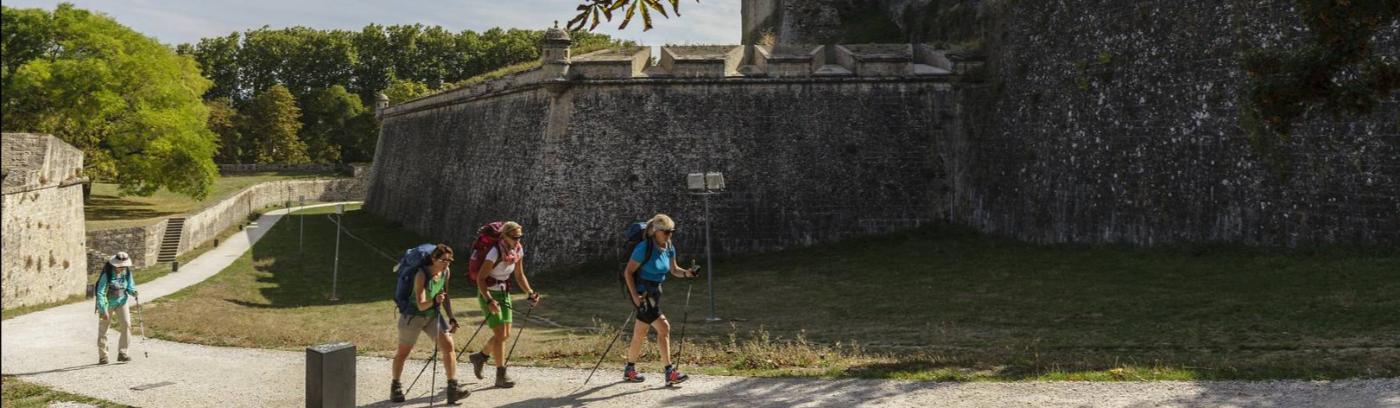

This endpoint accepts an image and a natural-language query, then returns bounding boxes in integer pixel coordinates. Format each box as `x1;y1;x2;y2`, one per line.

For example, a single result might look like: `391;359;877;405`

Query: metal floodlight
686;173;706;191
704;172;725;191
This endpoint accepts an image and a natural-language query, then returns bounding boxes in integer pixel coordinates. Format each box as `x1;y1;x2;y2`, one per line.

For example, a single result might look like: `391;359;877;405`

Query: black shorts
635;281;662;323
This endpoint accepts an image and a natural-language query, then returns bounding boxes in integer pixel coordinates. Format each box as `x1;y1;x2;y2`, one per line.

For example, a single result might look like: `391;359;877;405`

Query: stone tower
374;92;389;119
541;22;572;78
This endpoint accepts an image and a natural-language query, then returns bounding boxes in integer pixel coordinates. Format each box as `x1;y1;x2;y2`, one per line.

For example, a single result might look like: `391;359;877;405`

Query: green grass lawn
142;206;1400;381
1;376;132;408
86;172;339;230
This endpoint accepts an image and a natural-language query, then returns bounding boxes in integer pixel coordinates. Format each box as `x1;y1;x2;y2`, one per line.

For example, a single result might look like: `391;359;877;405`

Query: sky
2;0;741;47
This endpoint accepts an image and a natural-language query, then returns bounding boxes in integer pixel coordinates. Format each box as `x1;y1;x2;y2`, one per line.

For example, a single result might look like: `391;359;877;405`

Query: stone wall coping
381;43;964;118
838;44;914;62
571;47;649;63
1;133;85;195
381;75;954;119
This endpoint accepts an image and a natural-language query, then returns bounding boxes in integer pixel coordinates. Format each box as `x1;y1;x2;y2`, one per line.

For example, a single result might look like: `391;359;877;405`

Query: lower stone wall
84;220;166;274
2;184;87;308
85;177;366;274
179;178;365;255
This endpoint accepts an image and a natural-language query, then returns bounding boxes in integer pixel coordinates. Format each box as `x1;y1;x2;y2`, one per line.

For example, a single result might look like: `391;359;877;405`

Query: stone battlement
380;43;981;119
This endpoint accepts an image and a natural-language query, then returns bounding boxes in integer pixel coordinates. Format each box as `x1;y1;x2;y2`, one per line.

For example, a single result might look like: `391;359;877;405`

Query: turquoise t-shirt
630;240;675;283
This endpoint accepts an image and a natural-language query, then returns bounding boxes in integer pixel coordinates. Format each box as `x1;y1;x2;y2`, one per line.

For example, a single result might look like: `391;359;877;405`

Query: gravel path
4;204;1399;407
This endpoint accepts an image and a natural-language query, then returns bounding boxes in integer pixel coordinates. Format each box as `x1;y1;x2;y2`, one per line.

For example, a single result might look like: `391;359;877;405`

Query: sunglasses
435;257;455;264
505;234;523;240
657;228;675;234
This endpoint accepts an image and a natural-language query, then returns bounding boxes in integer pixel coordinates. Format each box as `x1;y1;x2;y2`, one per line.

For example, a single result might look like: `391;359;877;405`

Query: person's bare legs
626;320;649;362
490;323;512;367
437;333;457;379
653;315;672;366
391;343;413;380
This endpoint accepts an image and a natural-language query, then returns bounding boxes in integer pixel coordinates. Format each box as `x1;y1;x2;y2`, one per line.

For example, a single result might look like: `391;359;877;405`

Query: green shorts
477;290;513;328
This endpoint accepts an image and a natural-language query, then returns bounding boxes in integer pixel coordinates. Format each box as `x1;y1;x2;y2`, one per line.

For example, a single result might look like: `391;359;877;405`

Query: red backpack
467;222;522;288
468;222;504;286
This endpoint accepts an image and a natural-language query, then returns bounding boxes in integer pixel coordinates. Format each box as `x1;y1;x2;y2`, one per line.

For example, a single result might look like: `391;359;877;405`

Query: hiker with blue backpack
464;221;541;388
622;214;700;386
388;243;469;404
95;252;139;365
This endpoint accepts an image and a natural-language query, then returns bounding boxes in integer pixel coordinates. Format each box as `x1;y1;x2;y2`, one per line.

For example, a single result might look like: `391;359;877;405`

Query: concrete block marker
306;342;356;408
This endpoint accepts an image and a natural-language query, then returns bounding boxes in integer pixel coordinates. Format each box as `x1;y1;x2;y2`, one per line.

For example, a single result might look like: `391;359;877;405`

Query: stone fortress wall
2;133;87;309
367;27;982;270
368;1;1399;271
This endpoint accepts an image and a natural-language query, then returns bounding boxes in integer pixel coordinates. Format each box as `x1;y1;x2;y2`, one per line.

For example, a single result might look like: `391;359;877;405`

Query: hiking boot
389;379;405;403
117;353;131;363
623;364;645;383
495;367;515;388
446;379;469;404
98;355;108;365
664;365;689;386
468;352;489;380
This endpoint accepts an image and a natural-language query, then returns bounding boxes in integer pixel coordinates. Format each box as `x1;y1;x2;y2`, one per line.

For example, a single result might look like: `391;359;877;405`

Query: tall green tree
300;85;370;163
240;84;309;164
206;98;244;163
1;3;218;198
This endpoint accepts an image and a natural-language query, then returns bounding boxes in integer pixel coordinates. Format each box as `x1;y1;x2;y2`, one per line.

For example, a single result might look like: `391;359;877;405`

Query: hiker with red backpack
388;243;469;404
464;221;540;388
622;214;700;386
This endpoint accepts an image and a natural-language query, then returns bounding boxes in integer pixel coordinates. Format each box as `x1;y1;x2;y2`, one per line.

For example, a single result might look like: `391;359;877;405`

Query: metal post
704;192;719;322
299;196;305;254
330;206;342;302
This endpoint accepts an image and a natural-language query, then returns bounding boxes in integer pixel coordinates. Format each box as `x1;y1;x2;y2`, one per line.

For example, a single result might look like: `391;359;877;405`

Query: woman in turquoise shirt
95;252;138;364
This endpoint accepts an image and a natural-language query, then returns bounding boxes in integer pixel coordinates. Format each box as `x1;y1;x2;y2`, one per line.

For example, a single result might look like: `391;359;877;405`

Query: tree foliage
240;84;309;164
569;0;697;31
1;3;217;198
1242;0;1400;149
206;98;243;163
177;24;631;164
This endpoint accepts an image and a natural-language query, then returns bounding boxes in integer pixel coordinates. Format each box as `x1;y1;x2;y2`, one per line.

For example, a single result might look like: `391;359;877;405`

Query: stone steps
156;218;184;263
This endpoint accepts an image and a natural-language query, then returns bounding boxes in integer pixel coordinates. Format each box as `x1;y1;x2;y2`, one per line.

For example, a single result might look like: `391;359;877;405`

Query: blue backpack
393;243;438;315
619;221;654;282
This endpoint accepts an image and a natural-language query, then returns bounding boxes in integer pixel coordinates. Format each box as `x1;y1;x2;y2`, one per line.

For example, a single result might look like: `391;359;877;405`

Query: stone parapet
2;133;86;309
379;43;966;119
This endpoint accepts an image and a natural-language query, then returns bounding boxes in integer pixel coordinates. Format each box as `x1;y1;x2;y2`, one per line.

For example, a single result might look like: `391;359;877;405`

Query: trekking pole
578;310;636;390
452;293;524;362
502;300;537;367
134;293;149;359
674;279;694;371
453;318;489;363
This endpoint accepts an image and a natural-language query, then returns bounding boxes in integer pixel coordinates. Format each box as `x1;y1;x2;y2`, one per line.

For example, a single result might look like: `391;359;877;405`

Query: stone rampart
2;133;87;309
370;58;960;270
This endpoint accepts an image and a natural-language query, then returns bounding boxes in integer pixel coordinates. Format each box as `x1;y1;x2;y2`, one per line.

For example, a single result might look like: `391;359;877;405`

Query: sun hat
108;251;133;268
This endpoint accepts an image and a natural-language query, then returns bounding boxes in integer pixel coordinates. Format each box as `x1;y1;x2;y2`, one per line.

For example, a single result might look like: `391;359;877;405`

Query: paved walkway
4;204;1399;407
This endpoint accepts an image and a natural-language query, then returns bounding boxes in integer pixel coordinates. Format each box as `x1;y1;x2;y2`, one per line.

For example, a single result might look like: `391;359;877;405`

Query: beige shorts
397;314;441;346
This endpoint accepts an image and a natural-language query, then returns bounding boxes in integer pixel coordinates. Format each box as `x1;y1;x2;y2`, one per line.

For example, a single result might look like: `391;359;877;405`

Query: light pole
299;195;306;254
330;203;343;301
686;172;725;322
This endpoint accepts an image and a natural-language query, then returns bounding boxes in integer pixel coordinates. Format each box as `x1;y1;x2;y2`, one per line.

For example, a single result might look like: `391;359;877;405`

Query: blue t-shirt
630;240;676;283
